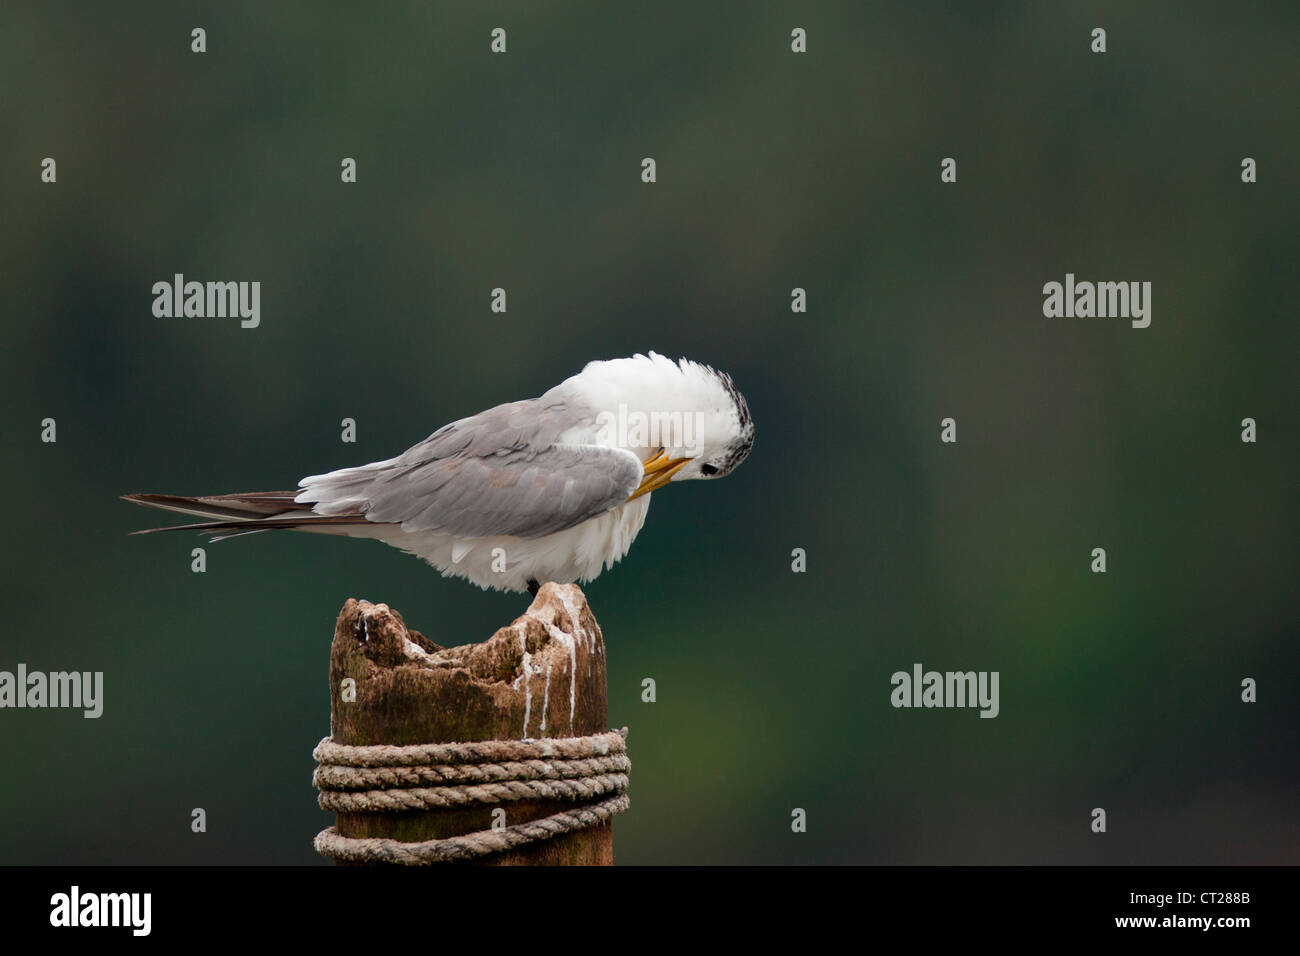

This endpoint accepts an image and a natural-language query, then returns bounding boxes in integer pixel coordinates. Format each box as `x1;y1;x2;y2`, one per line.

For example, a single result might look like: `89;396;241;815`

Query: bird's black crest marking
712;368;755;473
716;370;752;433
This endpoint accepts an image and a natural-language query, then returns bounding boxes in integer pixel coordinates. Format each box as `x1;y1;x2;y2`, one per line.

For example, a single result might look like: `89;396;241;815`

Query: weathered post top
314;582;624;865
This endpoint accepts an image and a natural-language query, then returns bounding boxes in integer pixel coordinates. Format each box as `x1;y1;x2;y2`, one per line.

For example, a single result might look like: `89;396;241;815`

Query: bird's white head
570;352;754;490
665;359;754;482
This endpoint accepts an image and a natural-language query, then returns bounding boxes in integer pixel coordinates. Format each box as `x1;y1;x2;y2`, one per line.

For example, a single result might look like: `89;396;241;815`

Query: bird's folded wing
298;442;644;539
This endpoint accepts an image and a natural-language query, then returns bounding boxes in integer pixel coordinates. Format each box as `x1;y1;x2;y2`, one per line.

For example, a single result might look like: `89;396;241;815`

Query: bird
124;352;754;595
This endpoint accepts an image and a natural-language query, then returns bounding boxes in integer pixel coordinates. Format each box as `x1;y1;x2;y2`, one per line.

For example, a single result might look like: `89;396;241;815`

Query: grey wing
295;398;644;539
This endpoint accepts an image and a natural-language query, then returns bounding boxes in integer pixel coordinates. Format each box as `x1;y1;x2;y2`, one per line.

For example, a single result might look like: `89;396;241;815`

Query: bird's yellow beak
629;448;690;500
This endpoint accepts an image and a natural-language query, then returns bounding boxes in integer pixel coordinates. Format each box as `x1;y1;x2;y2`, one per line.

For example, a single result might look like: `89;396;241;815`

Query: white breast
320;494;653;593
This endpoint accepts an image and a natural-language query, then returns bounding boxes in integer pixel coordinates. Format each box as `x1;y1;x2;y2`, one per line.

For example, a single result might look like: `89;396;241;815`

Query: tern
124;352;754;595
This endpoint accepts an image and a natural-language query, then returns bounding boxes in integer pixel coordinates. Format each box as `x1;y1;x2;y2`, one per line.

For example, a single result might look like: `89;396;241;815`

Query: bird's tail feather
121;492;367;537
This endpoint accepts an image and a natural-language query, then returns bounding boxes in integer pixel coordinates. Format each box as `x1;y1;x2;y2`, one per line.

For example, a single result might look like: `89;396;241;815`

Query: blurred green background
0;2;1295;865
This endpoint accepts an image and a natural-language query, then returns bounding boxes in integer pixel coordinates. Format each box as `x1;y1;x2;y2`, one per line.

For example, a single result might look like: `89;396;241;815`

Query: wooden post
323;582;614;865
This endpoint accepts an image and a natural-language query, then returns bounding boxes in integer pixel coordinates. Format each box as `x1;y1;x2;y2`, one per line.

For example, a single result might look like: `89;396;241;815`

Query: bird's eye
701;464;718;476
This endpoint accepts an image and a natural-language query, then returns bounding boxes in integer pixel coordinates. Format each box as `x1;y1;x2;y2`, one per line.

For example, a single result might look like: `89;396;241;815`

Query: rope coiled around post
312;729;629;864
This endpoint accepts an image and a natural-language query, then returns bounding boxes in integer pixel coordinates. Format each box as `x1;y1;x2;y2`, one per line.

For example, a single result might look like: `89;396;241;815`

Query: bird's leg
527;578;540;598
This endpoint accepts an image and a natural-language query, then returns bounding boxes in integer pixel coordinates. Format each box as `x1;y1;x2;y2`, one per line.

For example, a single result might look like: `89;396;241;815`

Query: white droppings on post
541;662;552;734
518;626;533;740
556;587;589;651
520;651;533;739
543;622;577;730
402;639;439;664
